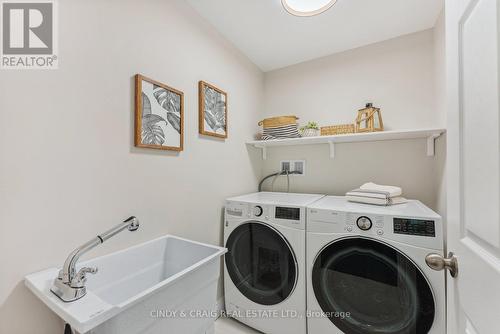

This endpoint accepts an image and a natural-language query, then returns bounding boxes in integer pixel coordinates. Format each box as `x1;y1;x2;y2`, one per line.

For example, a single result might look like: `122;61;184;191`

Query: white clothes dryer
306;196;445;334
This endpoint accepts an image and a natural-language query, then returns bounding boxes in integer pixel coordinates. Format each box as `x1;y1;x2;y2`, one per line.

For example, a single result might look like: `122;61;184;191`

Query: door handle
425;252;458;278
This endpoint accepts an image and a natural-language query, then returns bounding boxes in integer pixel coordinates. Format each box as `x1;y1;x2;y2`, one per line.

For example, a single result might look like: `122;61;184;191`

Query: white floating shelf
247;128;446;160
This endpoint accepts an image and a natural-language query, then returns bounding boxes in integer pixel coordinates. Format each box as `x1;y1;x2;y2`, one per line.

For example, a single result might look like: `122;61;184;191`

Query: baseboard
215;296;225;319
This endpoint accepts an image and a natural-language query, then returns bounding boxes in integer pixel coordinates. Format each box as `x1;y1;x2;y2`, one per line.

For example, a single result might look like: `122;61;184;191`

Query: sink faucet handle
84;266;98;274
79;266;98;277
71;267;98;288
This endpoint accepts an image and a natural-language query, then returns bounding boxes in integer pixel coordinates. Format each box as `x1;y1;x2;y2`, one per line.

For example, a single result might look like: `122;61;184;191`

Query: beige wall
260;29;447;211
0;1;263;333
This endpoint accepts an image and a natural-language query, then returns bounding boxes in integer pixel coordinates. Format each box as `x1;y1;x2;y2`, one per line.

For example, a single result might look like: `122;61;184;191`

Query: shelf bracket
255;145;267;160
328;141;335;159
426;133;441;157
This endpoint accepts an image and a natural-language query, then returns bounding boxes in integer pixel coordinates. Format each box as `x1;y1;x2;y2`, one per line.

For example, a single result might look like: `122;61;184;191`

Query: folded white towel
346;190;391;200
359;182;402;198
346;195;408;206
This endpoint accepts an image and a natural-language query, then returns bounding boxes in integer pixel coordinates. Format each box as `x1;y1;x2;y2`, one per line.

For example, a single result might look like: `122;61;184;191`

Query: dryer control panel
393;218;436;237
344;212;386;236
307;208;442;250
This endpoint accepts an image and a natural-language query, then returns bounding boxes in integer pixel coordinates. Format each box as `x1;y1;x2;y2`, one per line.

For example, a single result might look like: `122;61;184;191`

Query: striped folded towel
345;195;407;206
261;124;301;140
346;182;407;206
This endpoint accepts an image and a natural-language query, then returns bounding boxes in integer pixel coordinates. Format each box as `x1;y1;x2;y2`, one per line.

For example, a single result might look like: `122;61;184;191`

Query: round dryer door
225;222;297;305
312;237;435;334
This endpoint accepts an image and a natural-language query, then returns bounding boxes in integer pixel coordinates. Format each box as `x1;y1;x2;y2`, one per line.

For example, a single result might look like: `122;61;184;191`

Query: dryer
224;192;324;334
306;196;445;334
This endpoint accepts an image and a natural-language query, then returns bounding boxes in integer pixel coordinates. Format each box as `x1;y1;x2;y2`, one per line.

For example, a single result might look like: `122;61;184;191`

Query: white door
445;0;500;333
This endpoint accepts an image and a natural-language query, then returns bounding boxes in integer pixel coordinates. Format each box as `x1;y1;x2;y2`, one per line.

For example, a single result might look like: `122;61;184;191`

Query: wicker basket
321;124;355;136
258;116;299;128
300;128;320;137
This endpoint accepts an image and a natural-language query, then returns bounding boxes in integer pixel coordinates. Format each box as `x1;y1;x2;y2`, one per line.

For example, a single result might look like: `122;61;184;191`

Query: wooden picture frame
199;81;228;139
135;74;184;151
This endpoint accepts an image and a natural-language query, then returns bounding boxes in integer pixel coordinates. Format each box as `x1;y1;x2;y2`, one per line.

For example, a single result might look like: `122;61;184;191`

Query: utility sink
25;235;227;334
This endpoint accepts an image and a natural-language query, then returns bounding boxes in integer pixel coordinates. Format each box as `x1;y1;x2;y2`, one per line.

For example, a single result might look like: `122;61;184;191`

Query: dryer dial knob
357;216;373;230
253;205;263;217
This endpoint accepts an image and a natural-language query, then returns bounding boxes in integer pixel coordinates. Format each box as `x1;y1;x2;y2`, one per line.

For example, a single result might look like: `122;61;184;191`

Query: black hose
64;324;73;334
258;172;280;192
258;170;301;192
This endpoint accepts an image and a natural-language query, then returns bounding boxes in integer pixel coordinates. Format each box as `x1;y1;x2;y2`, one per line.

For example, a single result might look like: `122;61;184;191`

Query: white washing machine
224;192;324;334
306;196;445;334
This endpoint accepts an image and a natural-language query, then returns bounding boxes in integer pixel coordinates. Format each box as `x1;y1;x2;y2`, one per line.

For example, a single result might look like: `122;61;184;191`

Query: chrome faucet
51;216;140;302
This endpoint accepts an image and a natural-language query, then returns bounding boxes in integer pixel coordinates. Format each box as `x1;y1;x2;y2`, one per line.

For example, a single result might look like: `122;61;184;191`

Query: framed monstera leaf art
199;81;227;139
135;74;184;151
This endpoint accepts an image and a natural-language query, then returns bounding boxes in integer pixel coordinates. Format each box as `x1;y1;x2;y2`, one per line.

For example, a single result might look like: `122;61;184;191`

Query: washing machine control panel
253;205;263;217
226;201;307;229
356;216;372;230
275;206;301;221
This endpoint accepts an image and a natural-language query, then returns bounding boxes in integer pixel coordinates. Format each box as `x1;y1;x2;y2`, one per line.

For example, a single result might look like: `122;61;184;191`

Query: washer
307;196;445;334
224;192;324;334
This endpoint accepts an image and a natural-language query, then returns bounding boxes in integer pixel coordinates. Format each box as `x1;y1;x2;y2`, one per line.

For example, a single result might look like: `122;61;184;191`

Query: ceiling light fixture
281;0;337;17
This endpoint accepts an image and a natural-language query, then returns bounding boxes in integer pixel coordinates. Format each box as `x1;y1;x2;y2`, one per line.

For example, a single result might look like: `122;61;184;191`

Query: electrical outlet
280;160;306;176
281;160;291;172
294;160;305;175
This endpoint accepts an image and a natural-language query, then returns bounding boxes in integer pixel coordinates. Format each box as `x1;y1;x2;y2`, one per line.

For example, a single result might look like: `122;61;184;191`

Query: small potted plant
300;121;320;137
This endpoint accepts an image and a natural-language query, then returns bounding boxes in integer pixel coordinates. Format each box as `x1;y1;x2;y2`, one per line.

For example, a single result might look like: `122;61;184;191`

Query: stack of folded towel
346;182;407;206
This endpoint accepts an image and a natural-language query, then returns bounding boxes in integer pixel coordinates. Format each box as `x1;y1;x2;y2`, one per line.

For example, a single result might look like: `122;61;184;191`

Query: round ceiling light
281;0;337;17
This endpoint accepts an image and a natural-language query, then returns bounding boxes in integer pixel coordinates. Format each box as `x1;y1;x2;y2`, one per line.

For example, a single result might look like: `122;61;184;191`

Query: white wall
0;3;449;333
263;29;442;130
260;29;447;211
433;9;447;222
0;1;263;333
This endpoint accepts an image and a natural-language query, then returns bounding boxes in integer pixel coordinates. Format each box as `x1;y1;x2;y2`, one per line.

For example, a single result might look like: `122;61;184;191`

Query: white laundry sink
25;235;227;334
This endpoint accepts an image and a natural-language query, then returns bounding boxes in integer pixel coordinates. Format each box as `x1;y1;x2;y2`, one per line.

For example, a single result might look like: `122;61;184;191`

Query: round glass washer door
225;221;298;306
312;237;435;334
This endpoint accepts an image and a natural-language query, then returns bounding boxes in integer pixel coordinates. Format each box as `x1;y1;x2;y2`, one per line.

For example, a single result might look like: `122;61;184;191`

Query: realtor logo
1;0;58;69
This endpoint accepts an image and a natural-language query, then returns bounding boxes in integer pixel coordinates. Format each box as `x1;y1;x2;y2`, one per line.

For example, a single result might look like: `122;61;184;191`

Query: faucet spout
51;216;140;302
98;216;140;242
